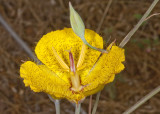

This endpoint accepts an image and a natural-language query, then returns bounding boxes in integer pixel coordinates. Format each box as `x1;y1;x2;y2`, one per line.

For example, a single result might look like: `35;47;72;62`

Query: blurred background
0;0;160;114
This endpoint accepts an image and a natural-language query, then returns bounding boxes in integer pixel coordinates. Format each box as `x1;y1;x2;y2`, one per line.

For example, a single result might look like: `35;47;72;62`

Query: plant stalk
92;91;101;114
55;100;60;114
75;103;81;114
0;14;37;61
88;95;93;114
123;86;160;114
119;0;159;48
48;95;60;114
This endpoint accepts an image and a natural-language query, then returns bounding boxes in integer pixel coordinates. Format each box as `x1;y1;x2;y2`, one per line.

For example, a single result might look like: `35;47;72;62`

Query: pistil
69;50;82;92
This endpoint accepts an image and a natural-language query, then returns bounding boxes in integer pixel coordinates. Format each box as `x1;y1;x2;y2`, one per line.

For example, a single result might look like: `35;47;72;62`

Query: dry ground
0;0;160;114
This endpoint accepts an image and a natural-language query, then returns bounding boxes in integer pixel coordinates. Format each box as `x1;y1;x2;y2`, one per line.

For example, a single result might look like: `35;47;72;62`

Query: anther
77;43;86;69
52;47;69;70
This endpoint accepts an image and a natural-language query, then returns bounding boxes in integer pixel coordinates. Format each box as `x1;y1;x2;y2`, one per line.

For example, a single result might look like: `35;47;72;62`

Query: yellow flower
20;28;125;103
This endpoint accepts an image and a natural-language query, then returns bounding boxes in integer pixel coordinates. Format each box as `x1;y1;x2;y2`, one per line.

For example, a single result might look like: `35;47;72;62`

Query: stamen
107;39;116;50
77;43;86;69
52;47;69;70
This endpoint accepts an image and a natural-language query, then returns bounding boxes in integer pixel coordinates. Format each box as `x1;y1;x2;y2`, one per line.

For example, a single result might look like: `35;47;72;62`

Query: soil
0;0;160;114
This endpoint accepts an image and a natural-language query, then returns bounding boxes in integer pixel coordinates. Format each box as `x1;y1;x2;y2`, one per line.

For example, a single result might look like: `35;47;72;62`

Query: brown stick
119;0;159;48
88;95;93;114
96;0;113;33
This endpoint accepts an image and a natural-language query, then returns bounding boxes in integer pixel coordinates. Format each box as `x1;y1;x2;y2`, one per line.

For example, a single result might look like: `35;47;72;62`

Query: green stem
85;41;107;53
119;0;159;48
123;86;160;114
92;91;101;114
48;95;60;114
75;103;81;114
55;100;60;114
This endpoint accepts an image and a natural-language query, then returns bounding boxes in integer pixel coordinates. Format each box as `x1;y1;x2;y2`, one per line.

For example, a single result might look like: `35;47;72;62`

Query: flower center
52;46;85;92
68;50;82;92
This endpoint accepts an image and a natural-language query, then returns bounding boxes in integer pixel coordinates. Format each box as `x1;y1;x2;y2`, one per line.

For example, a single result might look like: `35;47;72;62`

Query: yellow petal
20;61;85;103
81;46;125;91
83;85;104;97
35;28;103;81
20;61;70;93
79;29;103;69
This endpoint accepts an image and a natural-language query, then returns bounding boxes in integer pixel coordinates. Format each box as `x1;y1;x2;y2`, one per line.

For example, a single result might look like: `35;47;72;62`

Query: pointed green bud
69;2;85;39
69;2;107;53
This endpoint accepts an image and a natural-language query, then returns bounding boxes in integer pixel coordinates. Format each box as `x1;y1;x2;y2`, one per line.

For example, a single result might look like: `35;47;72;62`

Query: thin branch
0;13;61;114
75;103;81;114
92;92;101;114
0;11;87;114
144;13;160;21
71;103;87;114
48;95;60;114
88;95;92;114
54;100;60;114
58;0;66;9
0;14;37;61
123;86;160;114
119;0;159;48
96;0;113;33
24;0;43;24
91;0;113;113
